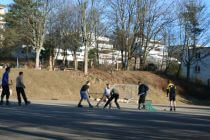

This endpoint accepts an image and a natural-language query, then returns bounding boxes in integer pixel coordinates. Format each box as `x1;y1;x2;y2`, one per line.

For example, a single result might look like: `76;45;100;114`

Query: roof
0;4;6;8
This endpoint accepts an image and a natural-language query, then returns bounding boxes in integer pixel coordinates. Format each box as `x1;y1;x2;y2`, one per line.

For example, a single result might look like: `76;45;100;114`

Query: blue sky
0;0;13;5
1;0;210;11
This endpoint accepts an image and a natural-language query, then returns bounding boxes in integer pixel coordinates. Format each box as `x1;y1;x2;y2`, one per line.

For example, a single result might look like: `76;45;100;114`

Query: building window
194;65;200;73
195;52;201;59
155;48;161;52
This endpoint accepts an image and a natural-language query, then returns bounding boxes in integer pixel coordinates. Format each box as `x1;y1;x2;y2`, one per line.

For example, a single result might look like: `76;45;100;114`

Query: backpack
169;85;175;95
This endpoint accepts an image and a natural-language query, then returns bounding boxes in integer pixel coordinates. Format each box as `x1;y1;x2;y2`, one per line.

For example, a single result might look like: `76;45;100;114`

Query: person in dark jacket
16;72;30;106
167;80;176;111
78;81;93;108
0;67;12;105
104;87;120;109
138;81;149;110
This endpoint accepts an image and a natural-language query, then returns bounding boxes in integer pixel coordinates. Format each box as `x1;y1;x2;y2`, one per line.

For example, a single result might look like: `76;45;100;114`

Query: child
167;81;176;111
78;81;93;108
96;83;111;108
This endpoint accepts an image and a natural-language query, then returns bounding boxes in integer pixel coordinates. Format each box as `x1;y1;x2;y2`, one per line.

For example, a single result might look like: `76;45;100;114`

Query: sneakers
0;101;10;105
25;101;31;106
78;104;83;108
170;107;176;112
6;101;10;105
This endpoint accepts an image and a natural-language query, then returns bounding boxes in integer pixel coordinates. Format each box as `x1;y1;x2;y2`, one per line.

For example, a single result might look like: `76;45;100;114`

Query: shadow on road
0;102;210;140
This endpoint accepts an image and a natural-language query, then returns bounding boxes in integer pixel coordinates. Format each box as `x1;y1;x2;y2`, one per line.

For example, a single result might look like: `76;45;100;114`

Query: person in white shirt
96;83;112;108
16;72;30;106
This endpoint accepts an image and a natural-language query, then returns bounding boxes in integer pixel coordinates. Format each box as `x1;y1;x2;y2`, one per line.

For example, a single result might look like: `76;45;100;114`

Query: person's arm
4;73;9;85
138;86;140;95
138;85;142;95
145;85;149;91
166;85;169;97
20;77;25;88
110;89;114;96
87;86;91;98
104;88;106;95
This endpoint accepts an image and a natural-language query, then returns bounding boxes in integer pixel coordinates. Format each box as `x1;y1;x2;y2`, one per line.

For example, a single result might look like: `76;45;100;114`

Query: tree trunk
121;50;124;69
35;48;41;69
81;1;88;75
141;52;147;70
49;49;53;71
186;63;191;81
176;61;182;78
49;54;53;71
164;63;170;75
84;41;88;75
96;42;100;67
73;51;78;70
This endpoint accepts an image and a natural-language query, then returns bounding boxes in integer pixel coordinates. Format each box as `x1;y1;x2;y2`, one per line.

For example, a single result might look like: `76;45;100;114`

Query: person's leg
86;96;93;108
0;87;6;104
5;86;10;105
170;100;173;111
16;87;22;106
142;95;146;109
78;91;85;107
138;95;141;110
96;95;105;107
106;95;112;109
78;98;83;107
104;95;114;109
20;88;29;105
173;98;176;111
114;94;120;109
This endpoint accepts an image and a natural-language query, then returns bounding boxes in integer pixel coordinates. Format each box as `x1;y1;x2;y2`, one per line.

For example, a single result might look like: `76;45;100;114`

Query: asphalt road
0;101;210;140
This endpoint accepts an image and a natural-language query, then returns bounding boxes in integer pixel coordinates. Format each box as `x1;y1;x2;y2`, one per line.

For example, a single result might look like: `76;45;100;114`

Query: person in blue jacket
0;67;12;105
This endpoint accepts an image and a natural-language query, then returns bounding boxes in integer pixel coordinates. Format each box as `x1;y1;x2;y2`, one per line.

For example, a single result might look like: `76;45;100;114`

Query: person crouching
104;87;120;109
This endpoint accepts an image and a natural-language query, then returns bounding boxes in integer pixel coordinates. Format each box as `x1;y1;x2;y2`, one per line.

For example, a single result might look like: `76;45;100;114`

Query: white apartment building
0;4;6;29
181;47;210;86
55;36;121;65
134;39;169;70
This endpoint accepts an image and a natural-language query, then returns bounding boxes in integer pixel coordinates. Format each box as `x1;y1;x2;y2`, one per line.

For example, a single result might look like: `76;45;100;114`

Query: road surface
0;100;210;140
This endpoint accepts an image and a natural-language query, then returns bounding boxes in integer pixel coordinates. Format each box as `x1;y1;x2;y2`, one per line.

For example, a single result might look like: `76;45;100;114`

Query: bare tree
108;0;174;70
77;0;106;74
108;0;137;70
